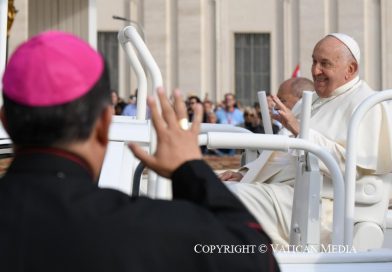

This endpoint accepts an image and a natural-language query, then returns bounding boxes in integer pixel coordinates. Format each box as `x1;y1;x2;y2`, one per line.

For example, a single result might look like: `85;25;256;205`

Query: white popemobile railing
298;91;313;140
258;91;274;134
344;89;392;246
199;132;345;245
118;28;148;121
291;91;323;248
117;26;165;198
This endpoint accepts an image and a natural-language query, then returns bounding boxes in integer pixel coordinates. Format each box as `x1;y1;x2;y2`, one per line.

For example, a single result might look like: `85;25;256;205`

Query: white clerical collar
331;76;360;97
311;76;361;113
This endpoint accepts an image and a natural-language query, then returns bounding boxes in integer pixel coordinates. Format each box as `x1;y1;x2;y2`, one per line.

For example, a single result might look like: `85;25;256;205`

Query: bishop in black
0;31;279;272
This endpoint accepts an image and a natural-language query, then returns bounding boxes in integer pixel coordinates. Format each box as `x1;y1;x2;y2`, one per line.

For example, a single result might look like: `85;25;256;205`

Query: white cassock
226;76;392;246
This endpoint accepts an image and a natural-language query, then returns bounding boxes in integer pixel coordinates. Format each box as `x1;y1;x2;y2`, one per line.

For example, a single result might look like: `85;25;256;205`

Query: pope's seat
352;174;392;250
320;173;392;250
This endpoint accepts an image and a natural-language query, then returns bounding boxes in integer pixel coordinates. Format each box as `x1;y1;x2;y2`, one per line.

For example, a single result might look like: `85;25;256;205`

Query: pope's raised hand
270;95;300;136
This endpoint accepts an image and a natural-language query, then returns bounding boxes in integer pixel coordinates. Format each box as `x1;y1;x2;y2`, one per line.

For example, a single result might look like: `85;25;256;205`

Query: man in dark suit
0;31;279;271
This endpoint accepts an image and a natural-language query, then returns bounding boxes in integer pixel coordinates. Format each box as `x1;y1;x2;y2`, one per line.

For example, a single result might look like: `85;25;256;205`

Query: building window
235;33;270;107
98;31;119;92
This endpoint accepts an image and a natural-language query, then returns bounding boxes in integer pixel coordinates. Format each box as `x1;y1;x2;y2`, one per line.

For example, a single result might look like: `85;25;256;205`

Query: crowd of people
112;77;313;157
113;89;274;130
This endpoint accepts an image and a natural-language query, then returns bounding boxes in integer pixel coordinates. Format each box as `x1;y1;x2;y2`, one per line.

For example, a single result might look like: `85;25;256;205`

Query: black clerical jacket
0;148;279;272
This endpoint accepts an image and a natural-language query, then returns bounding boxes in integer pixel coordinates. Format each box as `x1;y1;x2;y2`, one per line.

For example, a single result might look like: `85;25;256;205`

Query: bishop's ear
0;107;9;135
95;105;113;146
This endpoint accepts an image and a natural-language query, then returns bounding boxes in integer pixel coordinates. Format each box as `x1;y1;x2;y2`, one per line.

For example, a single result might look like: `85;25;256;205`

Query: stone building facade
5;0;392;106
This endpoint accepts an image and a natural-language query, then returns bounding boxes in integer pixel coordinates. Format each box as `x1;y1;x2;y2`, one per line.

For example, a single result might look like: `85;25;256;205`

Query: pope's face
311;37;351;98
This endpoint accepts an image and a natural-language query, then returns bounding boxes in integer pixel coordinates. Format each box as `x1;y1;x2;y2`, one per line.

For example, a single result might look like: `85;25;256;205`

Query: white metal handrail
344;89;392;246
290;90;322;248
119;26;163;95
299;91;313;140
258;91;273;134
118;31;148;121
200;123;252;134
118;25;164;198
206;132;345;245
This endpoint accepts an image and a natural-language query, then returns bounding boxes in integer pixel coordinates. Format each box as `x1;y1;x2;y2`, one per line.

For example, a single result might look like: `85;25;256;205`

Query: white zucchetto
328;33;360;64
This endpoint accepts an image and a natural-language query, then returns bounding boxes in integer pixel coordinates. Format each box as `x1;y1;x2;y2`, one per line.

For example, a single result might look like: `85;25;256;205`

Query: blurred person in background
187;95;206;122
203;100;217;124
215;93;244;156
215;93;244;126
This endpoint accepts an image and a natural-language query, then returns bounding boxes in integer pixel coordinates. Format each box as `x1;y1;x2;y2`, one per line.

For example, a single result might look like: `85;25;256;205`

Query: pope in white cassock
222;33;392;247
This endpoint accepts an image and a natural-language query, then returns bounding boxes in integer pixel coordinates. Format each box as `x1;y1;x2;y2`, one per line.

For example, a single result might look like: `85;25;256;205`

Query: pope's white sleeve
308;129;347;176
